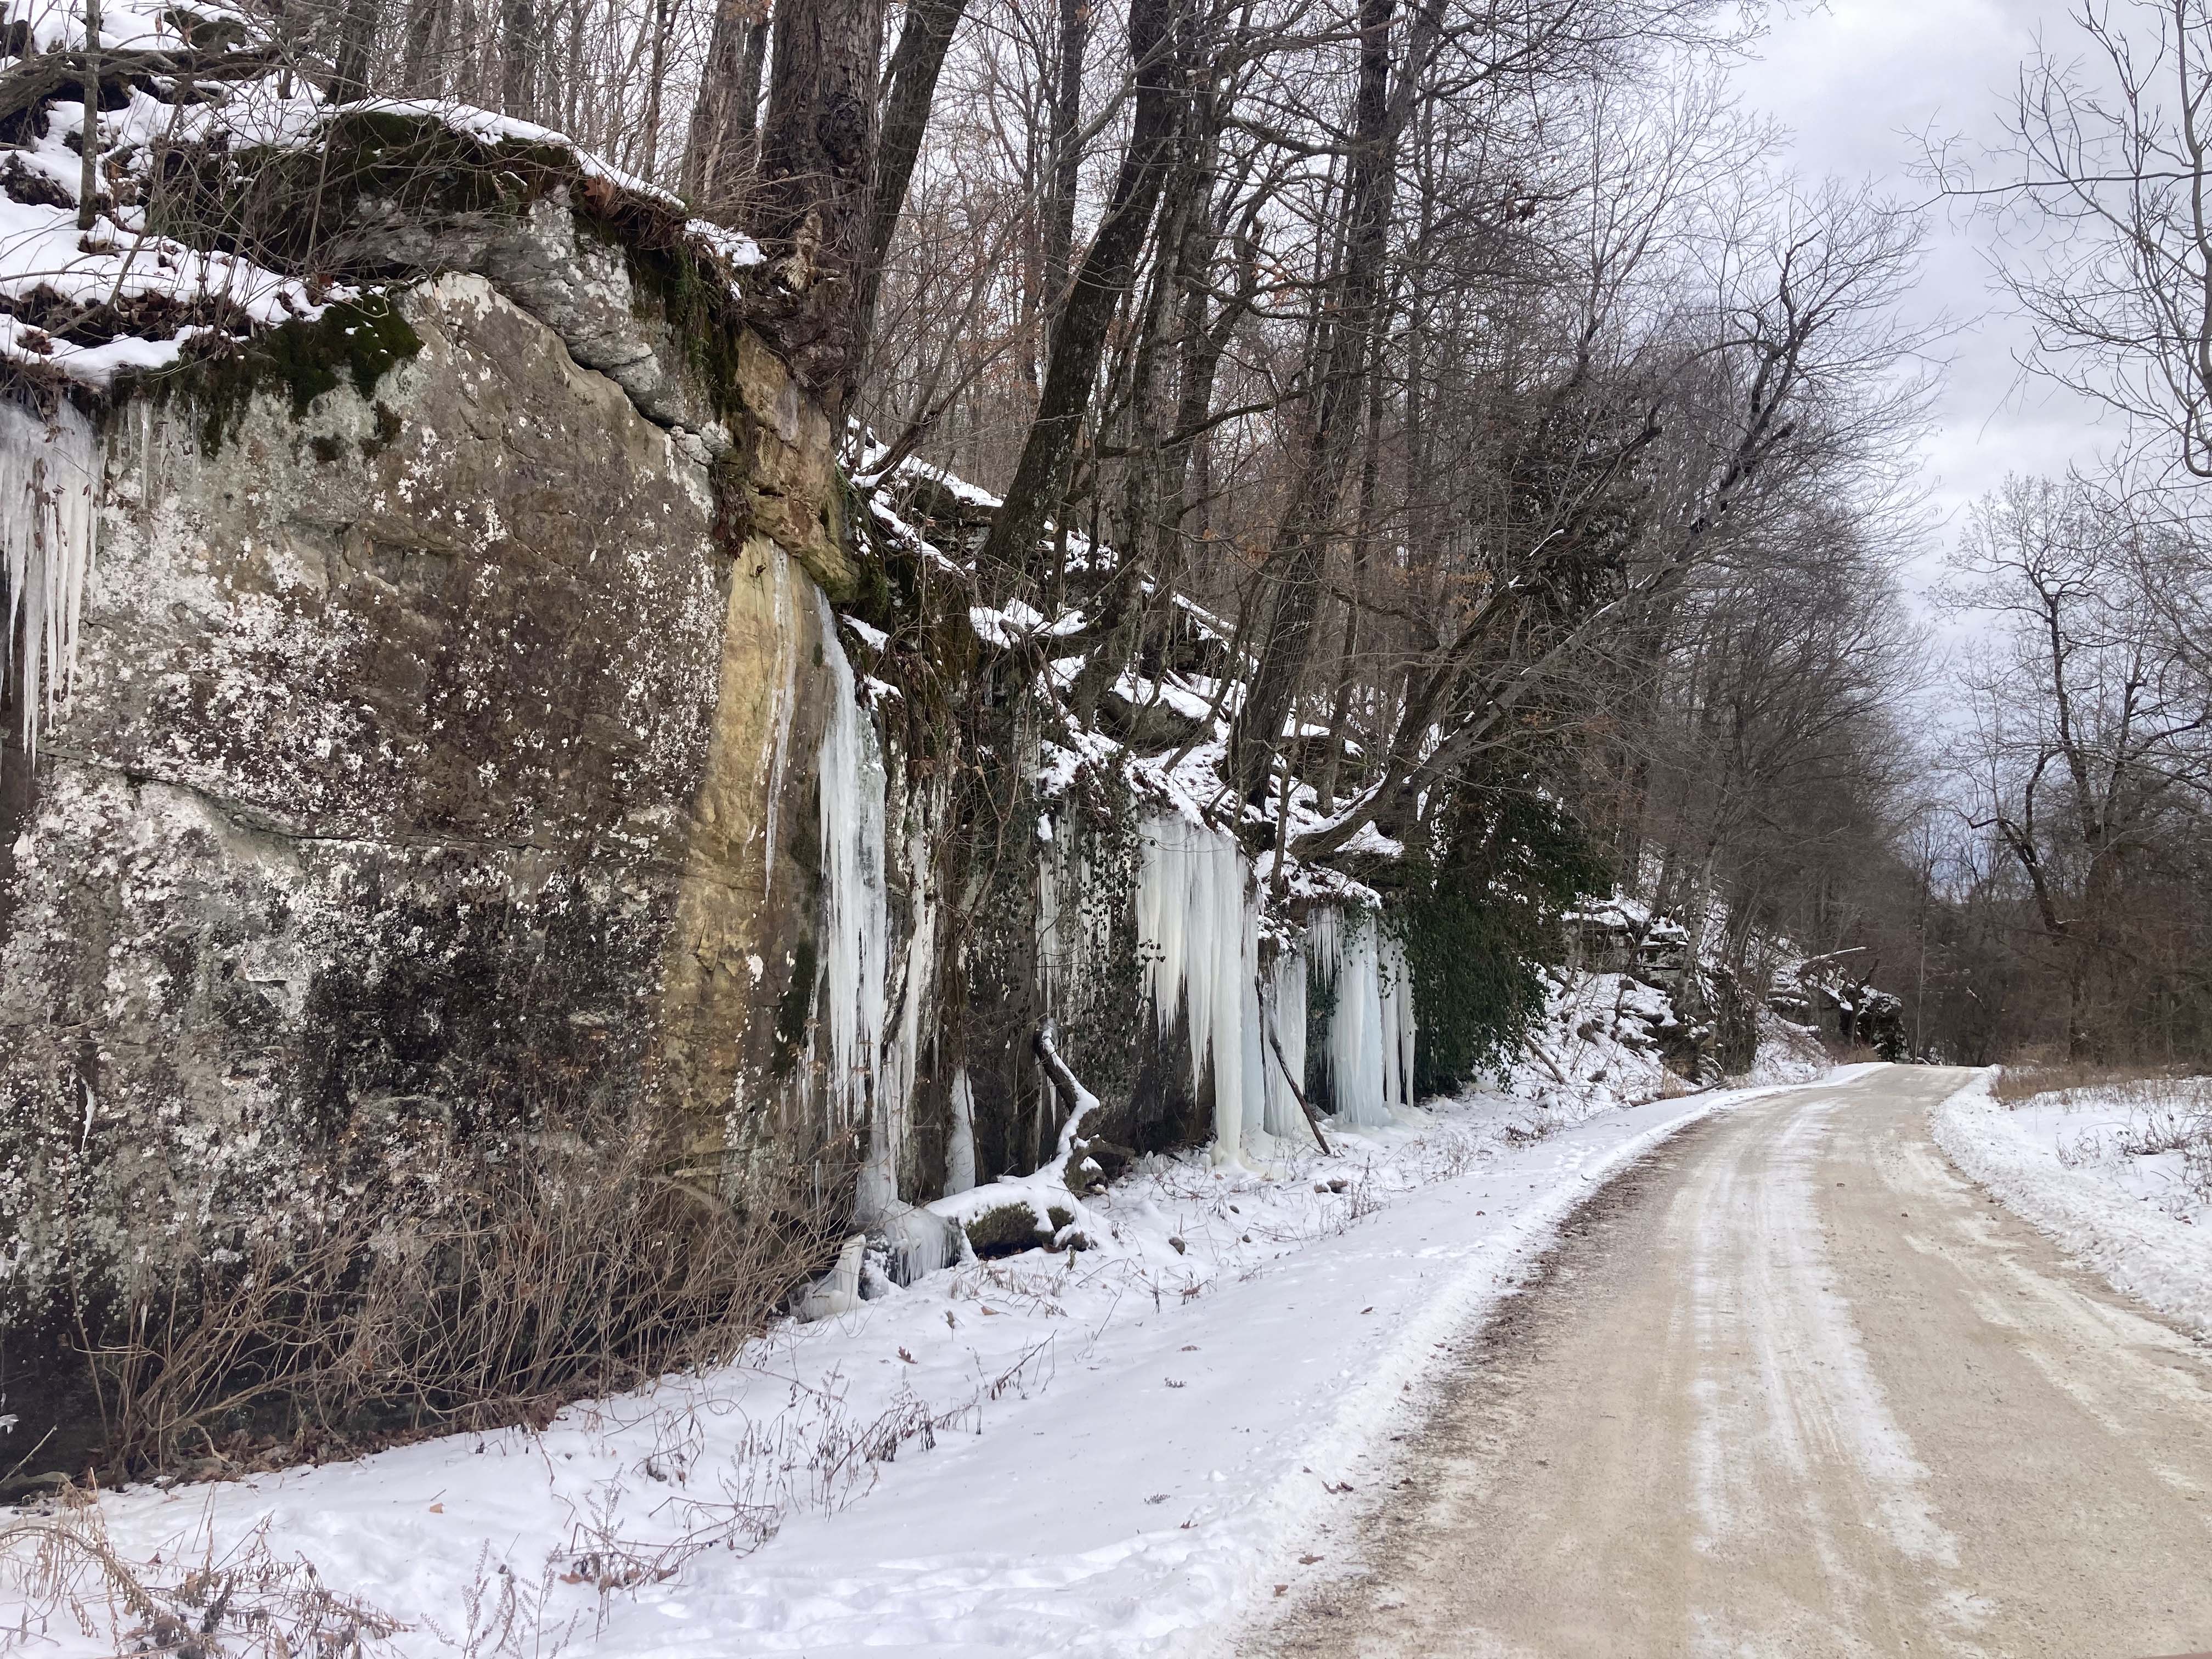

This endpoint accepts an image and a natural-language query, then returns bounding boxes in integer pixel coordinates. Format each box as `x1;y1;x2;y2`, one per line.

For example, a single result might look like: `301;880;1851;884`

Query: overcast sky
1726;0;2111;603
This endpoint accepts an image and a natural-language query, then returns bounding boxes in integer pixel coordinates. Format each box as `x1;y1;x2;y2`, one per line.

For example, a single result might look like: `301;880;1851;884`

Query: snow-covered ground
1932;1071;2212;1339
1506;968;1826;1115
5;1070;1821;1659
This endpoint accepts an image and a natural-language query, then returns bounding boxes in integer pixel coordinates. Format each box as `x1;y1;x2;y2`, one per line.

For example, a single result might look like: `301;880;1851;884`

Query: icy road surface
1251;1066;2212;1658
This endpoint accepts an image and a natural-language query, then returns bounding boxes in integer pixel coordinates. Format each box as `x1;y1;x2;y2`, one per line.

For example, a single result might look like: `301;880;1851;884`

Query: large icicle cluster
1125;816;1419;1156
1;400;100;749
1036;817;1116;1020
875;812;938;1208
1135;814;1266;1155
814;594;897;1218
1260;941;1309;1141
1307;906;1417;1126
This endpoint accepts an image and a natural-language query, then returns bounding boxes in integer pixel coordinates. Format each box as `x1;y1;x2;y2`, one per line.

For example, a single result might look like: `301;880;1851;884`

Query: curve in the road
1251;1066;2212;1659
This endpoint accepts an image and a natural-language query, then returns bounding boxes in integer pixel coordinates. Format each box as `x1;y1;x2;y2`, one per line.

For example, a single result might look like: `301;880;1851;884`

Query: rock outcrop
0;114;908;1476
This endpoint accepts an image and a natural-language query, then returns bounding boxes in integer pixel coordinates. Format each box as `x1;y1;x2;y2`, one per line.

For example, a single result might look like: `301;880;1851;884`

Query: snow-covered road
1252;1065;2212;1658
7;1074;1818;1658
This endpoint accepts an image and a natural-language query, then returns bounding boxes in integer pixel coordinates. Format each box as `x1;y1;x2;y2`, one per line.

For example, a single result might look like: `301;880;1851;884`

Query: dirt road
1252;1066;2212;1658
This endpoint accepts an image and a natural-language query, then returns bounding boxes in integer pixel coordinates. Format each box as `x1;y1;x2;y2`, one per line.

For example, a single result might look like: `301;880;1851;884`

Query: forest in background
64;0;2212;1068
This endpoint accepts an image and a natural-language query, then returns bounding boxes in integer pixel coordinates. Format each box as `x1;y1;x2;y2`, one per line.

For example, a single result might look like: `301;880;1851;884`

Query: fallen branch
1034;1019;1102;1153
1265;1018;1333;1155
1523;1035;1570;1087
0;44;286;131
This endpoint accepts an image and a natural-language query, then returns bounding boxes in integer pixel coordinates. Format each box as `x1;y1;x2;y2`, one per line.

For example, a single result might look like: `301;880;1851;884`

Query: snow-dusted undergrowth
0;1070;1810;1658
1506;966;1824;1118
1932;1071;2212;1339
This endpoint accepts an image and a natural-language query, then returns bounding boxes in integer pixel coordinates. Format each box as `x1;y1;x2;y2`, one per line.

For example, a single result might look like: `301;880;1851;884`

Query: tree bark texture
850;0;972;367
682;0;769;213
1228;0;1398;803
756;0;890;413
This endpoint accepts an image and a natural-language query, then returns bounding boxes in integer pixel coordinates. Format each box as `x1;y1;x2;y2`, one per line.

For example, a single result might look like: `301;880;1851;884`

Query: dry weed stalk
77;1103;852;1483
1;1494;405;1658
2010;1066;2212;1208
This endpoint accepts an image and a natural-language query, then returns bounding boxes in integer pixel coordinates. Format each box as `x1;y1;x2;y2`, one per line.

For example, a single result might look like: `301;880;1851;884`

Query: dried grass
3;1334;1062;1657
2001;1066;2212;1209
1990;1060;2186;1106
0;1491;407;1658
71;1105;853;1485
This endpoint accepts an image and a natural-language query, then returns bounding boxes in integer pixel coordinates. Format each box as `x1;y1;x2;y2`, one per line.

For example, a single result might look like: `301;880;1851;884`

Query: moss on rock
109;295;424;456
963;1200;1045;1259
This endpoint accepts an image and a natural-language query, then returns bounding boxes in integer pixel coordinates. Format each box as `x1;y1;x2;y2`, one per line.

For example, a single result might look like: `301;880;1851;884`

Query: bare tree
1952;0;2212;477
683;0;770;213
1945;475;2212;1058
1294;183;1932;861
755;0;893;409
971;0;1186;583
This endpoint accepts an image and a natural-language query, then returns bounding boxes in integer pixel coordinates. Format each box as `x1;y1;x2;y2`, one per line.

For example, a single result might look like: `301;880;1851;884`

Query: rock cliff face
0;198;892;1462
0;84;1462;1487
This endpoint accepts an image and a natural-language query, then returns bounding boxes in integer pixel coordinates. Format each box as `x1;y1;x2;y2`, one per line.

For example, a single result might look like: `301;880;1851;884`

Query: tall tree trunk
681;4;743;200
973;0;1183;586
76;0;99;233
399;0;447;94
333;0;381;98
637;0;676;180
683;1;768;212
1160;86;1242;549
1228;0;1398;803
1041;0;1089;311
756;0;891;413
850;0;970;369
1066;137;1200;723
499;0;535;117
1316;356;1387;813
561;0;584;132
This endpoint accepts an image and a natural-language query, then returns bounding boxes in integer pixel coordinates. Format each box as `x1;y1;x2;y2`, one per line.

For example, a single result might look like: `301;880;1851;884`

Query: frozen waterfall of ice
874;811;939;1215
1261;941;1308;1141
1135;814;1265;1156
1130;818;1419;1154
1;400;100;751
944;1066;977;1195
1037;820;1115;1020
1307;905;1415;1126
815;592;899;1221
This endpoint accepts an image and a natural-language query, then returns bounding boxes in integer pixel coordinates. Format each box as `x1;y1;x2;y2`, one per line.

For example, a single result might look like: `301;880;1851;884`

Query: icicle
814;590;895;1218
1261;942;1308;1139
761;554;796;894
1135;814;1262;1158
944;1066;977;1194
1;400;101;752
1238;931;1266;1142
1379;929;1402;1112
1126;822;1418;1153
1387;932;1417;1107
796;1233;868;1321
1037;813;1120;1029
877;811;939;1211
1308;905;1400;1126
1038;826;1063;1015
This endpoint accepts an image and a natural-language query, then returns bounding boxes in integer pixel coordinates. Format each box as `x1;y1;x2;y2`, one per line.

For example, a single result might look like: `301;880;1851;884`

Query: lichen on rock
0;42;899;1482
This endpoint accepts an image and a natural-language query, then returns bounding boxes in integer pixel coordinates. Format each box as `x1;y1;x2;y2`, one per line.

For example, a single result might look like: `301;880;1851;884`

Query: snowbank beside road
4;1076;1810;1659
1931;1072;2212;1339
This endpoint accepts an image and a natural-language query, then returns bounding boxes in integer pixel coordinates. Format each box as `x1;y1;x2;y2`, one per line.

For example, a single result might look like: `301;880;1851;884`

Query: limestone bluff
0;36;1438;1487
0;84;927;1468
